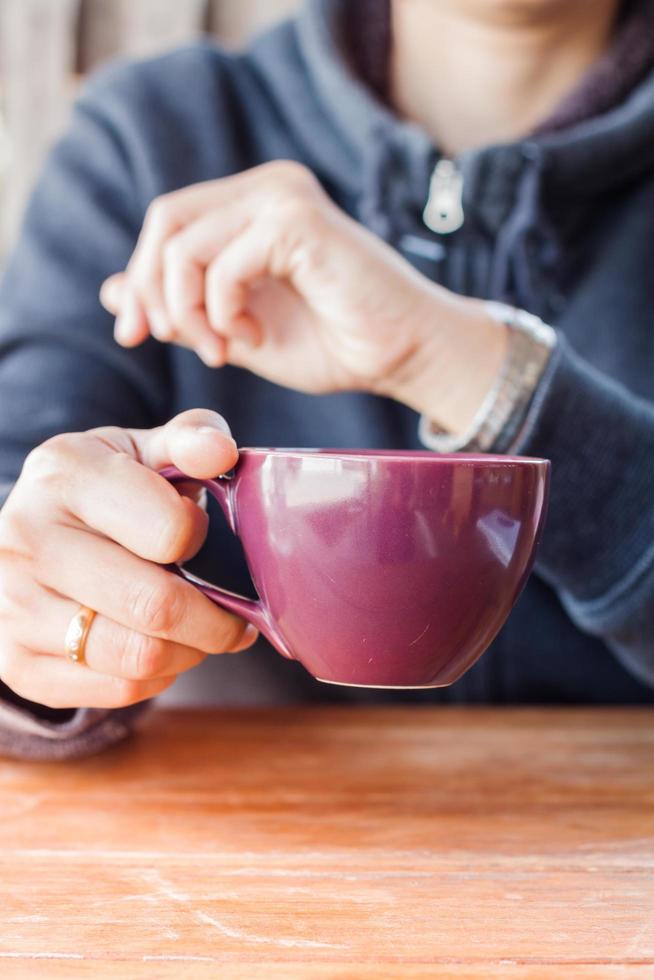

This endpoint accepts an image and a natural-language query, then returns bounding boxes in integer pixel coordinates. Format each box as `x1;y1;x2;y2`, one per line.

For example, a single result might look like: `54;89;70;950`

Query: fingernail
196;412;235;439
198;341;224;367
197;425;237;450
149;309;171;341
197;412;233;437
232;623;259;651
101;273;126;309
100;282;116;311
244;623;259;645
114;314;132;345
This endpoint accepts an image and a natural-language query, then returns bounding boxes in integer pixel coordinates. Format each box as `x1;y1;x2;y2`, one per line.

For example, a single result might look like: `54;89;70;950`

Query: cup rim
238;448;549;465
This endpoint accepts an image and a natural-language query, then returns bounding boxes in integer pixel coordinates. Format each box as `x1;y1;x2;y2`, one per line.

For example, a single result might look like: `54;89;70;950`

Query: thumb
128;409;239;479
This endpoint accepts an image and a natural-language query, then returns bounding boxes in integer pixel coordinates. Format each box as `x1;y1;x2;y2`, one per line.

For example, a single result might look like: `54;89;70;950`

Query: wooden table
0;707;652;978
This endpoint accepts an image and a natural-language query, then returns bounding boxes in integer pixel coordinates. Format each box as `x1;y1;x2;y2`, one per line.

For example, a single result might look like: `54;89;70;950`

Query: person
1;0;653;760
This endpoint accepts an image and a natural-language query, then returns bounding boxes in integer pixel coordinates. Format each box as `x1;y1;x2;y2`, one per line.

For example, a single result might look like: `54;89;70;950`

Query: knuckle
23;433;81;487
129;578;185;636
266;159;318;191
19;434;89;516
154;502;197;564
89;424;123;443
270;194;325;235
87;425;131;454
124;631;171;679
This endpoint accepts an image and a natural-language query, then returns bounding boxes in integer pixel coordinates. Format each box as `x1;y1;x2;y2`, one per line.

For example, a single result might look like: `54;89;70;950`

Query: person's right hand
0;410;257;710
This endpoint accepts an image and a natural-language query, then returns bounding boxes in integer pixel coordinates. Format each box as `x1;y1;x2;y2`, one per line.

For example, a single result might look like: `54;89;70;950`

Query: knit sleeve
511;333;654;687
0;65;171;758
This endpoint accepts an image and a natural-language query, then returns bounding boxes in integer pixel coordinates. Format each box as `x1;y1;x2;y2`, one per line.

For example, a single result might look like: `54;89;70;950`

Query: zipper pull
422;158;464;234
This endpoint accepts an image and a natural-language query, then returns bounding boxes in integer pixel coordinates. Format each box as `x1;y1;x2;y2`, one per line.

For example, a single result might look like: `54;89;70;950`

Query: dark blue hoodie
1;0;654;757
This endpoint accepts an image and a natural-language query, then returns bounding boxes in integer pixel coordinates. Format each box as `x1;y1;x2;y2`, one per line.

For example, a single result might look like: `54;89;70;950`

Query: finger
99;275;151;348
129;408;238;476
29;412;239;561
130;171;267;293
113;286;151;347
105;236;229;363
127;163;317;351
7;576;256;678
126;161;316;320
129;184;254;343
160;273;227;367
99;273;126;314
1;645;175;710
205;225;270;346
34;524;254;654
126;198;194;339
13;578;203;677
161;209;251;342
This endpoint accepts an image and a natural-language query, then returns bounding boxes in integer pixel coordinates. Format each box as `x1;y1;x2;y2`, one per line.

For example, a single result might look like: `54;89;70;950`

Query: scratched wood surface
0;707;652;978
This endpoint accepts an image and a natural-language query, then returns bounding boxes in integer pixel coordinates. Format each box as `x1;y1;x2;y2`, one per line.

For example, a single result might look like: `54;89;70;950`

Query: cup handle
159;465;292;657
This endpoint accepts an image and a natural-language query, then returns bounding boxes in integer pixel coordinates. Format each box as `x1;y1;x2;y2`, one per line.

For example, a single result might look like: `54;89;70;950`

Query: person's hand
100;162;507;435
0;410;257;710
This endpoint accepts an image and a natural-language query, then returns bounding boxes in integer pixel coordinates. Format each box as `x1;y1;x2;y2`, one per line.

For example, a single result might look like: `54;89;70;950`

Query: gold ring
64;605;96;665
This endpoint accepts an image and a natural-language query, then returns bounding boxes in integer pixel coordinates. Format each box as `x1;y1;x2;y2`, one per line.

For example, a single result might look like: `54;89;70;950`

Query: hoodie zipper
422;158;464;234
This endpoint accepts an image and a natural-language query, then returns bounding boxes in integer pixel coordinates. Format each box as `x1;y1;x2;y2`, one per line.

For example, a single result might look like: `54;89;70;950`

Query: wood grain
0;707;652;978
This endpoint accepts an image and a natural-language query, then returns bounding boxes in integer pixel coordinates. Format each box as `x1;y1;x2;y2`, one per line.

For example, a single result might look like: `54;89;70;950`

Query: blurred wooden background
0;0;299;252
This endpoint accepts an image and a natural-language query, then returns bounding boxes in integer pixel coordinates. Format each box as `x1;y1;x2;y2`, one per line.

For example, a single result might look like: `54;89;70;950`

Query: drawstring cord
489;147;562;317
358;123;434;244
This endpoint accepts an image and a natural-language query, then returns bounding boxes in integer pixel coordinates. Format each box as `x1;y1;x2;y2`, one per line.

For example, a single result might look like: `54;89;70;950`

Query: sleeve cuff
510;333;654;608
0;685;152;760
418;304;556;454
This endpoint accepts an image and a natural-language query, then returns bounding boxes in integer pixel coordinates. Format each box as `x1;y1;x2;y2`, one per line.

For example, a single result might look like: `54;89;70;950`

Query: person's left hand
101;161;506;433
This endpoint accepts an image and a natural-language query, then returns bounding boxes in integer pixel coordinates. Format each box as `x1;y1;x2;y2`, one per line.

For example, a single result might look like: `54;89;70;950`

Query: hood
248;0;654;311
248;0;433;230
249;0;654;222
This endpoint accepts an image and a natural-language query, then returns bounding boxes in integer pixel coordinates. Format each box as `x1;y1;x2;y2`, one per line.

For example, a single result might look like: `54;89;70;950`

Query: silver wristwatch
418;301;557;454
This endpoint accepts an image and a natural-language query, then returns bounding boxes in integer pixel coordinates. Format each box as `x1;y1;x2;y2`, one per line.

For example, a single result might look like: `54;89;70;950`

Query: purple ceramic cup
161;449;549;688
